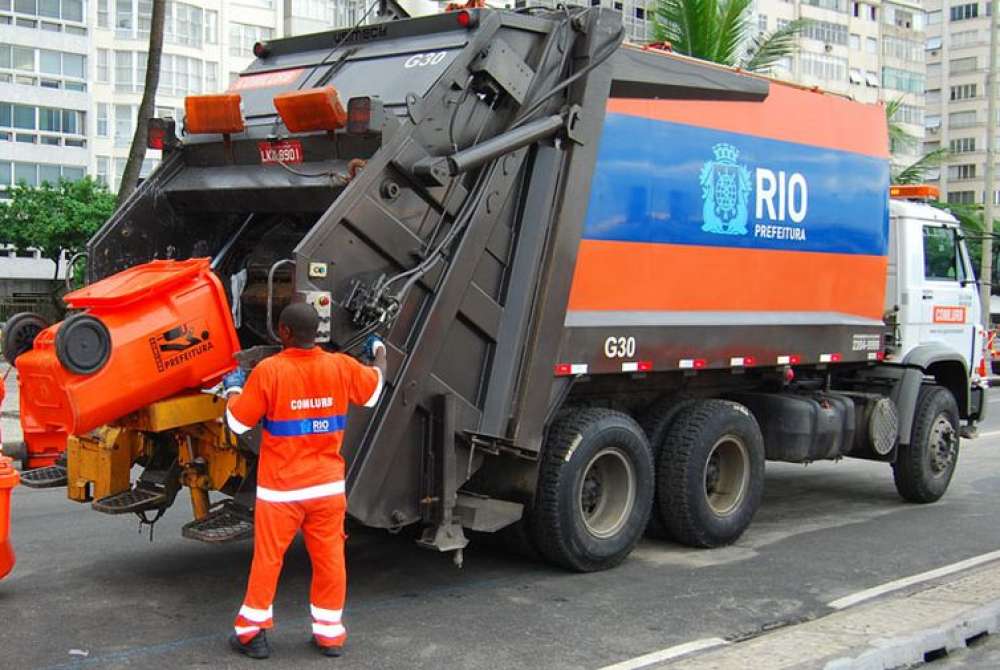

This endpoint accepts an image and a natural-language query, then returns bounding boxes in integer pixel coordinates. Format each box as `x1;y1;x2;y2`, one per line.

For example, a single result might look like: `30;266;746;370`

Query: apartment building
923;0;996;205
0;0;364;197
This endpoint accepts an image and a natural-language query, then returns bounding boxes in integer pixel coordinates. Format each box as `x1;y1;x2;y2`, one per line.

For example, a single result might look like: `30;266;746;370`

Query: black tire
55;313;111;375
640;396;698;539
531;408;654;572
893;385;960;504
1;312;50;365
658;399;765;548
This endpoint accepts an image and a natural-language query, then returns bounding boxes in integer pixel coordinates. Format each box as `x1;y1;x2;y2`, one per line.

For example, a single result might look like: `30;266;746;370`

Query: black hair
278;302;319;347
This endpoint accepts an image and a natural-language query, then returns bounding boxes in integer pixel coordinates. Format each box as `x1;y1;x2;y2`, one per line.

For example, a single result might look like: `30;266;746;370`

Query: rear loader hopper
2;8;986;571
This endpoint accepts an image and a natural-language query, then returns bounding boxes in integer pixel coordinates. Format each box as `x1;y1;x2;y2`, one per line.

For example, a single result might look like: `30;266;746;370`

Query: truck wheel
2;312;49;365
893;386;959;504
658;400;765;548
640;396;697;539
532;408;654;572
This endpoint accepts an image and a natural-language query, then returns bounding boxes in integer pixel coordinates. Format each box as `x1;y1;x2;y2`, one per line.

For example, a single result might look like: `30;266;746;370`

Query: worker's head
277;302;319;349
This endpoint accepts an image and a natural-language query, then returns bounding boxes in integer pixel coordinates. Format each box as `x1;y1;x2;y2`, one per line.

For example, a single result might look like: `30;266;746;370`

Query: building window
929;9;943;24
927;88;942;105
205;8;217;43
950;3;979;21
800;52;848;82
951;83;978;99
97;48;109;82
114;50;132;92
947;190;976;204
849;33;860;49
229;22;274;57
949;110;978;128
96;156;109;186
0;102;84;146
950;137;977;153
96;102;108;136
114;103;133;146
802;20;848;45
868;4;876;20
883;36;923;61
895;103;924;125
803;0;847;12
950;56;977;73
927;62;942;78
866;37;878;54
949;29;979;48
882;67;925;93
948;163;977;180
97;0;108;26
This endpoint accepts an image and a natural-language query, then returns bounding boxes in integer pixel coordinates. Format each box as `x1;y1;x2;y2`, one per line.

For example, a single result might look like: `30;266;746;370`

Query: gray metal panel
565;310;884;328
609;47;770;101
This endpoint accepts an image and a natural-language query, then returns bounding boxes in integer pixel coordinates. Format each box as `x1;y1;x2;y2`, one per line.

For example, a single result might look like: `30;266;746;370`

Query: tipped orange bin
0;454;18;579
16;259;241;445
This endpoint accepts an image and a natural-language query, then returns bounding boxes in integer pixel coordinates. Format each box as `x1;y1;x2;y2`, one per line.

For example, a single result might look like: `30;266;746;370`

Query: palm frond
654;0;722;60
741;17;810;72
884;95;918;152
714;0;753;65
892;148;949;185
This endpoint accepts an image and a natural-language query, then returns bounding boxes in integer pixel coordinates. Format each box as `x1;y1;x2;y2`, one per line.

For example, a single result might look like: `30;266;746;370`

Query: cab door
918;223;978;369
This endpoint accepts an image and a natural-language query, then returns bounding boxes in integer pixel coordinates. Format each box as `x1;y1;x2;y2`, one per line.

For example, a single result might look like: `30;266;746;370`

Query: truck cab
884;186;987;427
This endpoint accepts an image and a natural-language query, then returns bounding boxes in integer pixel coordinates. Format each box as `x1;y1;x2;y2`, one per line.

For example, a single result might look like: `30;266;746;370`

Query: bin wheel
640;395;698;540
893;385;959;504
531;407;654;572
2;312;50;365
657;399;765;548
55;313;111;375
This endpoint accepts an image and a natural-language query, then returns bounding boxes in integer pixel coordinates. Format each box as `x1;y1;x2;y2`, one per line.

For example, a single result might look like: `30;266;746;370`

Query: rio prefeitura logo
699;143;752;236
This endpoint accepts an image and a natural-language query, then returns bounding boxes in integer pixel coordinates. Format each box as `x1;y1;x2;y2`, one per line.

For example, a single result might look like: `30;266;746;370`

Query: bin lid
64;259;212;309
0;455;18;488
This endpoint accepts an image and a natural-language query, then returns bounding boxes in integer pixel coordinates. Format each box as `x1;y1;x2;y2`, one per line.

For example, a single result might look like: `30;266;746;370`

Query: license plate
258;140;304;165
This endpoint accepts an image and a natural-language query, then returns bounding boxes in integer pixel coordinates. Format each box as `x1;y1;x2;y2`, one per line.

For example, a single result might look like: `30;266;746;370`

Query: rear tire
893;385;959;504
2;312;50;365
531;408;654;572
640;396;697;539
657;400;765;548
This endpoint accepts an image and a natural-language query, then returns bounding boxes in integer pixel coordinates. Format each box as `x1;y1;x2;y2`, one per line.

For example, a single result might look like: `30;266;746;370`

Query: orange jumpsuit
226;347;382;648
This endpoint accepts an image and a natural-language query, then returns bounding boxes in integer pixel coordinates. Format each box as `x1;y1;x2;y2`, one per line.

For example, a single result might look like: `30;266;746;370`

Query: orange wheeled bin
0;453;18;579
16;258;241;461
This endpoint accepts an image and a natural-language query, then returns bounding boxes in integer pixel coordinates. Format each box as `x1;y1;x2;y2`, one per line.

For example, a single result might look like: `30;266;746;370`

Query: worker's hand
364;336;386;361
222;368;247;398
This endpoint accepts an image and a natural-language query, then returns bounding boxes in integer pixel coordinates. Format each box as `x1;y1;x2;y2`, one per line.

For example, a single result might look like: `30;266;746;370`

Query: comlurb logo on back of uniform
698;142;809;242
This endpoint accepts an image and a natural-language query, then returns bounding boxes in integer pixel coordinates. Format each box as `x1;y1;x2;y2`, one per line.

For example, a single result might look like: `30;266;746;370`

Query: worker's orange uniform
226;347;381;648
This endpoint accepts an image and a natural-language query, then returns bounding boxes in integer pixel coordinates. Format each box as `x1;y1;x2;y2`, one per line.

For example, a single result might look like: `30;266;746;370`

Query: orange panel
567;240;888;321
609;84;889;159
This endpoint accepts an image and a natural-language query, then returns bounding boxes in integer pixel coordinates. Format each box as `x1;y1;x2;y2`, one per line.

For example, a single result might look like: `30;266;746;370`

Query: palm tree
653;0;809;72
885;97;948;185
118;0;166;205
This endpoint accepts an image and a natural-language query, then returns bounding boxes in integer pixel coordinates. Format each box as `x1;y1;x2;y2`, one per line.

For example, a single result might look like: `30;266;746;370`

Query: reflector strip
867;352;878;361
777;355;791;365
679;359;707;369
554;363;589;376
622;361;639;372
820;354;832;363
731;356;756;367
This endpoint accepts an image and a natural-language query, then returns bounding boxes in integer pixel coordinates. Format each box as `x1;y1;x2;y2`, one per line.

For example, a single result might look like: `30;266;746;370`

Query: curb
824;601;1000;669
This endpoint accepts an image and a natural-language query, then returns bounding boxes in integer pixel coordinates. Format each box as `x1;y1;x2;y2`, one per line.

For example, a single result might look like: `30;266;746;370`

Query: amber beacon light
273;86;348;133
184;93;246;135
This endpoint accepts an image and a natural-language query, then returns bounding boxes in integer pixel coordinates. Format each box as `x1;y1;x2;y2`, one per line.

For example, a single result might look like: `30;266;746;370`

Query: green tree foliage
885;97;948;185
0;177;115;278
653;0;808;72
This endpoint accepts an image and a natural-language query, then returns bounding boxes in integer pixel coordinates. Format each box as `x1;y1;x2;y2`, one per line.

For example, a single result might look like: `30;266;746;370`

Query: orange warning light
889;184;940;201
273;86;347;133
184;93;245;135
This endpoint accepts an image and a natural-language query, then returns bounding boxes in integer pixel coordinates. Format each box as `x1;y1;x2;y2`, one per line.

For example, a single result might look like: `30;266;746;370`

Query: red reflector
876;351;886;361
693;359;707;369
638;361;653;372
830;353;843;363
147;125;165;150
789;355;801;365
743;356;756;367
554;363;572;376
784;367;795;383
347;96;372;134
456;9;471;26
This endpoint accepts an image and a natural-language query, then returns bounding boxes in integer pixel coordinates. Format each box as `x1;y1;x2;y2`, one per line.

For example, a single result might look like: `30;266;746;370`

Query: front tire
893;385;960;503
657;400;765;548
532;408;654;572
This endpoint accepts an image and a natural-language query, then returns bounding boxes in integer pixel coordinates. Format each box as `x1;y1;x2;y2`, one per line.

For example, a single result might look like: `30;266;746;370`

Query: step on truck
2;7;989;571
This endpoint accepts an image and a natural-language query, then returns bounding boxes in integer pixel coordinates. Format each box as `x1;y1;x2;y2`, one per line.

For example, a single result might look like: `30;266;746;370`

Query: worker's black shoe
230;631;272;659
311;638;344;657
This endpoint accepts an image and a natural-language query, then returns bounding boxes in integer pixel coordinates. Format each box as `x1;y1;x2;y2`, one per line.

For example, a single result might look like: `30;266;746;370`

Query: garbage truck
1;7;988;572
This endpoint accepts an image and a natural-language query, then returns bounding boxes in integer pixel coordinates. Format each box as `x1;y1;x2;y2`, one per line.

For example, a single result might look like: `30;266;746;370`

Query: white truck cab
884;187;988;430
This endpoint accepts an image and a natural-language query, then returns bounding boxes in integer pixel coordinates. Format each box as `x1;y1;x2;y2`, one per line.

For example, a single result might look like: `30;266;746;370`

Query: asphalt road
4;375;1000;670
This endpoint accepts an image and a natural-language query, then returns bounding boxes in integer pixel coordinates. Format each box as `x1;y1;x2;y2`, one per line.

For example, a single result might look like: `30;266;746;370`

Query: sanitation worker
222;302;387;660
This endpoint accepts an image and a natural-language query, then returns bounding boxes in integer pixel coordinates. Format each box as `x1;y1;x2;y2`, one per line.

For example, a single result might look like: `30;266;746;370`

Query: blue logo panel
583;113;889;256
263;414;346;437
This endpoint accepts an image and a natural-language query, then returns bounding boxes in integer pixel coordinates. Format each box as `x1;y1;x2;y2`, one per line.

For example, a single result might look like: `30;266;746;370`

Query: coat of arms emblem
699;143;752;236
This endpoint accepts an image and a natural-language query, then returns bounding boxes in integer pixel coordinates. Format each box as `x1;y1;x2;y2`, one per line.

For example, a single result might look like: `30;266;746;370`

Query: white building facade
0;0;364;196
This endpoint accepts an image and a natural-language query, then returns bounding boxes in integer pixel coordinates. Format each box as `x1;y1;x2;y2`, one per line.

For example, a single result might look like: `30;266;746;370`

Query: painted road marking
597;638;729;670
828;549;1000;610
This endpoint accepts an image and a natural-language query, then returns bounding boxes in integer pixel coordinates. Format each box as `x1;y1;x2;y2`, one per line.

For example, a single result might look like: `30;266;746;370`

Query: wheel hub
928;416;957;476
578;447;635;539
703;437;750;517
